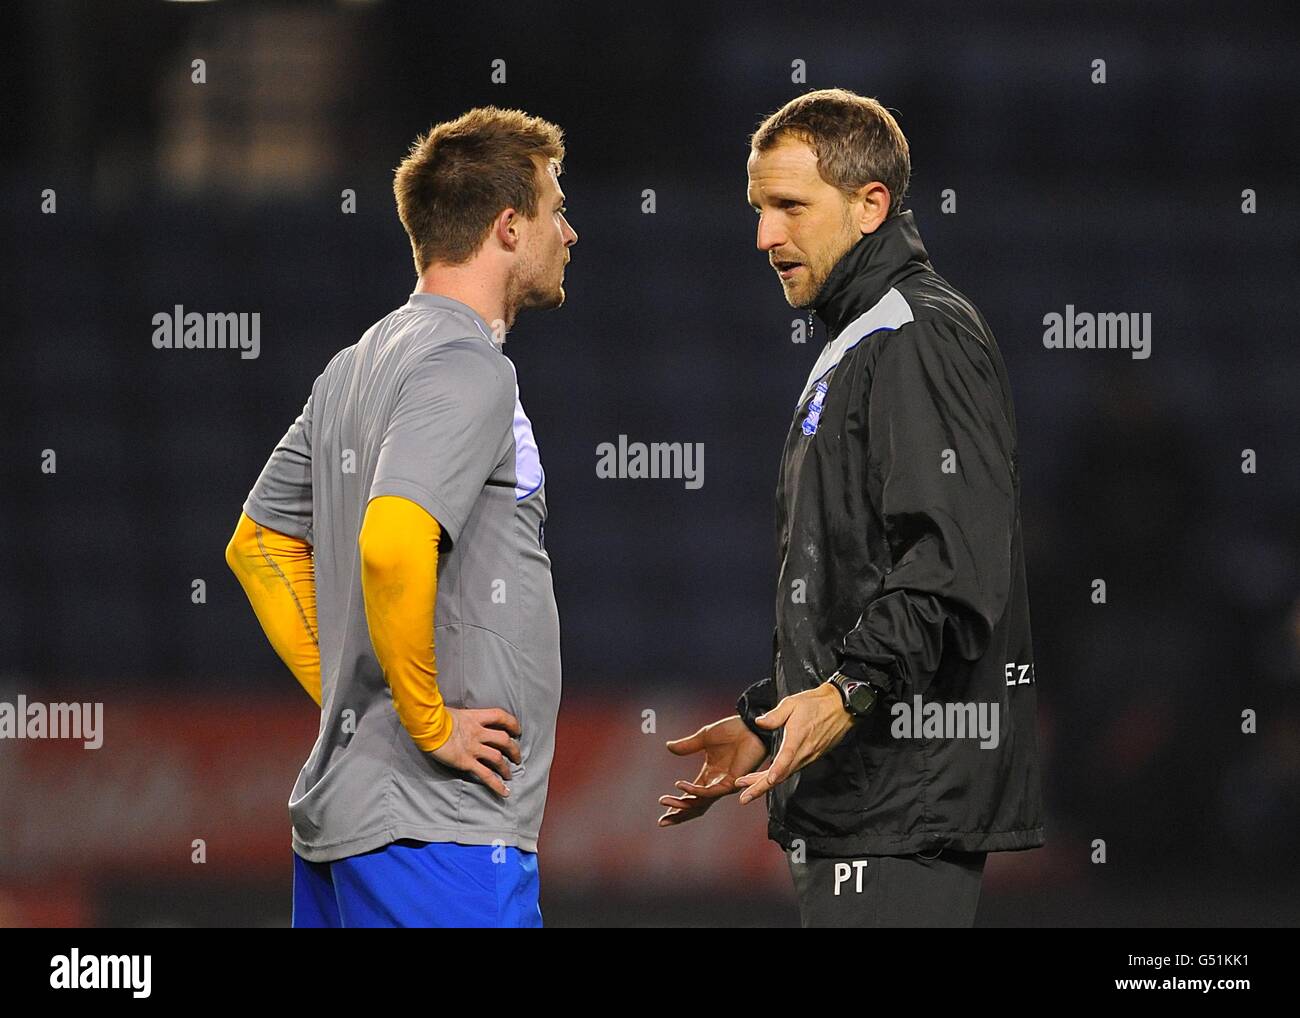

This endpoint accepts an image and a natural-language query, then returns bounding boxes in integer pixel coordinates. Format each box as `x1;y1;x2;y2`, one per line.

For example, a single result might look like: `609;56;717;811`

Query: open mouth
773;259;803;279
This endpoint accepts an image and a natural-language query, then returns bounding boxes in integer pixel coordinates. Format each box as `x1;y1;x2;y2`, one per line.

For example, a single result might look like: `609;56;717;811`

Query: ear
854;181;891;235
494;207;523;252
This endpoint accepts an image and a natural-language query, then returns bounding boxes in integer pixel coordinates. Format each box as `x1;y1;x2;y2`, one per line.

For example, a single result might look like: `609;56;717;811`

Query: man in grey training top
226;106;577;927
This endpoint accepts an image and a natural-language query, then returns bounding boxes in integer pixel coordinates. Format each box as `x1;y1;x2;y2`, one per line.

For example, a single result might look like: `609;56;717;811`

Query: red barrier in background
0;693;784;886
0;690;1053;924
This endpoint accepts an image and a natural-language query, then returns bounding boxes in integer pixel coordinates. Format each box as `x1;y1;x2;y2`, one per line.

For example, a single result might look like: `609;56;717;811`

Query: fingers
675;777;730;798
473;707;522;737
656;793;707;826
755;696;795;730
655;773;724;828
476;744;512;783
468;760;510;798
764;739;797;786
735;768;775;805
479;725;522;765
735;728;802;803
657;767;740;826
665;725;706;756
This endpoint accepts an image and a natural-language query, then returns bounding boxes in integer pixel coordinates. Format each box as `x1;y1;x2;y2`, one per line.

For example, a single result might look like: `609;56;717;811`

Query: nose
563;216;578;247
755;212;784;253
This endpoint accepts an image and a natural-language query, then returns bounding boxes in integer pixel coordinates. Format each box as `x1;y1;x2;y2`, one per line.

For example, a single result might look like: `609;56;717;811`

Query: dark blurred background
1;0;1297;927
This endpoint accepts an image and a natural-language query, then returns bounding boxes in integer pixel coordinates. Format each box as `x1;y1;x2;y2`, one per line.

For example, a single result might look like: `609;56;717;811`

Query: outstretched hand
657;715;769;826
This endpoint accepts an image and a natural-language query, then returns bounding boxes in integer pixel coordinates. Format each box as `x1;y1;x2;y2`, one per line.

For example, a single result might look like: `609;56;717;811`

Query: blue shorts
291;839;542;928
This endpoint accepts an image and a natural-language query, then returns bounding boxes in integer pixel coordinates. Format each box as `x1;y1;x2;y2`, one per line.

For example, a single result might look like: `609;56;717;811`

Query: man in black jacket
658;89;1045;927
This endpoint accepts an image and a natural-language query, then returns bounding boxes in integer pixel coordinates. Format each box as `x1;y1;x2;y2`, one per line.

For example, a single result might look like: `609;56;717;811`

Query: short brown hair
394;106;565;271
750;89;910;217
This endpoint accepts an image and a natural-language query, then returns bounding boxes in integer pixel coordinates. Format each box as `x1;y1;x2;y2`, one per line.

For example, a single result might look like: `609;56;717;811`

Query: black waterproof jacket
737;210;1046;857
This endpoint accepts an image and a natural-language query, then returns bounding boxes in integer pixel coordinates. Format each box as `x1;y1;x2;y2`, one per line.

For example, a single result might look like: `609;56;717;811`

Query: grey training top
242;292;562;861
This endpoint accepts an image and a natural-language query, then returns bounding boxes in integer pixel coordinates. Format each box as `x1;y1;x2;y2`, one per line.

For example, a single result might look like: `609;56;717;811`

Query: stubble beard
784;260;829;309
784;212;860;309
505;256;564;329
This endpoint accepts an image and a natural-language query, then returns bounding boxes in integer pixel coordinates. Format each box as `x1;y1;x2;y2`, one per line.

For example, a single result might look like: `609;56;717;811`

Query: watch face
841;679;876;715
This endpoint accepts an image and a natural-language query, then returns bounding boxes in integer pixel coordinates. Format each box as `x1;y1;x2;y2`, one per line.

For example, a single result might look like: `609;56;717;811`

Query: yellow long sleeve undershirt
357;495;454;753
225;512;322;707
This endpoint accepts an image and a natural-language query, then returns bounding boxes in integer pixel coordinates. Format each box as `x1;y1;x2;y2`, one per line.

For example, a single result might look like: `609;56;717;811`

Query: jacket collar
812;209;931;338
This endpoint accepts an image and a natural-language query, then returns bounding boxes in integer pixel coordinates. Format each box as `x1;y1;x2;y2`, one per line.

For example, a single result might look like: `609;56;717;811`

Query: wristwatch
827;671;885;718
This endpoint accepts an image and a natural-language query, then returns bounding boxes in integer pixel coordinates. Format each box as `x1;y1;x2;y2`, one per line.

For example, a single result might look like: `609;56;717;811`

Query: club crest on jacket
801;380;830;436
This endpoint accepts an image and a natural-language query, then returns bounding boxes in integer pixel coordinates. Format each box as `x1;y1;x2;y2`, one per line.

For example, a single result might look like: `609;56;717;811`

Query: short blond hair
394;106;565;271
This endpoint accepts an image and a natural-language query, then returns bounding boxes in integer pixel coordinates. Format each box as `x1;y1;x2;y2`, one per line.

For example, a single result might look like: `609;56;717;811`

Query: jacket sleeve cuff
736;677;778;753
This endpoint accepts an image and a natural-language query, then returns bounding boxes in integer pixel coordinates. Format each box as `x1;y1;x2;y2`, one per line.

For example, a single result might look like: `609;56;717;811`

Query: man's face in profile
747;137;863;308
509;159;578;317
